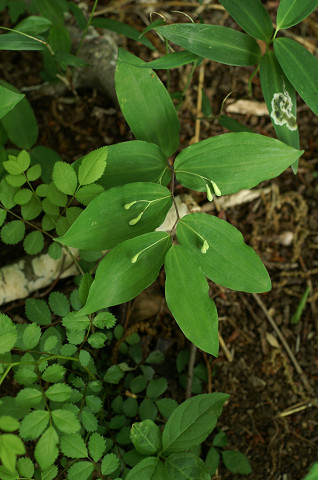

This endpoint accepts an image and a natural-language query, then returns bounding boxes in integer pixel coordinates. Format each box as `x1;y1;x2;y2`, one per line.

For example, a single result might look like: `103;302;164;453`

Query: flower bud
201;239;209;254
129;212;143;226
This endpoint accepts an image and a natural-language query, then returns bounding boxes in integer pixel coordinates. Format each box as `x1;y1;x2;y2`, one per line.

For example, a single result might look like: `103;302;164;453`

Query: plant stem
176;60;198;112
247;63;260;97
0;365;12;386
76;0;99;56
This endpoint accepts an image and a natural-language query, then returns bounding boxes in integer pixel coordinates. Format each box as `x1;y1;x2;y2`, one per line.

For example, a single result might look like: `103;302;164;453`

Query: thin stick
218;331;233;362
252;293;313;395
193;63;205;144
186;343;197;398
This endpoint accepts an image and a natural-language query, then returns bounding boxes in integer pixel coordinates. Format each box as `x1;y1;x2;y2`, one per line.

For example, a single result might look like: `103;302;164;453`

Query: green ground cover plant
0;0;317;478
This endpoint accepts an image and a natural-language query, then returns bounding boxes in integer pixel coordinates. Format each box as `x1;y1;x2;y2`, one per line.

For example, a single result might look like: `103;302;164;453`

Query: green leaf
0;314;17;354
52;161;77;195
79;350;92;367
146;378;167;400
1;220;25;245
62;311;90;331
205;447;220;475
30;146;60;183
139;399;158;422
86;141;171;189
48;291;70;317
126;457;166;480
78;147;108;185
260;50;299;173
177;213;271;292
0;434;25;471
46;182;68;207
16;457;34;478
165;245;218;356
165;452;210;480
87;332;107;348
101;454;120;475
48;242;62;260
25;298;51;326
79;231;171;314
41;464;58;480
51;409;81;433
14;15;52;35
92;17;155;50
218;0;273;41
21;195;42;221
274;37;318;116
23;231;44;255
0;209;7;227
93;312;116;329
6;174;26;187
80;409;98;432
60;433;88;458
67;461;94;480
156;399;178;419
174;132;303;195
56;182;172;250
69;2;87;29
222;450;252;474
85;396;102;414
123;398;138;418
34;426;59;471
22;323;41;349
0;416;19;432
0;81;38;149
134;51;200;69
14;188;32;205
75;183;104;205
33;0;65;24
276;0;318;30
154;24;261;66
26;163;41;181
162;393;229;453
48;24;71;53
0;86;24;120
304;463;318;480
45;383;72;402
115;48;180;157
88;433;106;462
16;388;42;408
130;375;148;394
0;178;18;209
130;420;162;455
218;114;252;133
41;364;66;383
19;410;50;440
104;365;125;384
0;32;47;51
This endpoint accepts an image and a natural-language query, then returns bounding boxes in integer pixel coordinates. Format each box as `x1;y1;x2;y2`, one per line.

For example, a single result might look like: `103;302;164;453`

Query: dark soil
1;1;317;479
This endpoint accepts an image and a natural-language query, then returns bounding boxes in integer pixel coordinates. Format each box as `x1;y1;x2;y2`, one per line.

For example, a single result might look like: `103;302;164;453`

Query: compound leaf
19;410;49;440
23;231;44;255
154;24;261;66
88;433;106;462
276;0;318;29
51;409;80;433
174;132;303;195
115;48;180;157
176;213;271;293
56;182;172;250
25;298;51;326
162;393;229;454
34;426;59;471
16;457;34;478
22;323;41;349
1;220;25;245
274;37;318;116
101;454;120;475
79;231;171;314
60;433;88;458
164;245;218;356
78;147;108;186
45;383;72;402
52;161;77;195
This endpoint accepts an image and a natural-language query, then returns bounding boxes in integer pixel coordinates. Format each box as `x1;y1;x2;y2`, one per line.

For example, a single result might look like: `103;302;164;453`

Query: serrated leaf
48;291;70;317
26;163;41;181
6;173;26;187
41;364;65;383
86;396;102;414
19;410;50;440
0;178;18;209
79;350;92;367
218;0;273;41
162;393;228;454
0;416;19;432
1;220;25;245
16;388;42;408
25;298;51;325
41;464;58;480
34;426;59;471
276;0;318;30
126;457;166;480
0;466;19;480
67;461;94;480
23;231;44;255
156;398;178;418
22;323;41;349
130;375;148;394
174;132;303;195
0;434;25;471
165;245;218;356
205;447;220;475
78;147;108;185
46;182;68;207
45;383;72;402
101;453;120;475
48;242;62;260
122;398;138;418
0;85;24;120
165;452;210;479
60;433;88;458
139;399;157;422
93;312;116;329
81;410;98;432
21;195;42;221
222;450;252;474
51;409;80;433
62;311;90;331
104;365;125;384
146;378;167;400
115;48;180;157
57;182;172;250
154;24;261;66
52;161;77;195
0;314;17;354
87;332;107;348
75;183;104;205
16;457;34;478
274;37;318;116
14;188;32;205
88;432;106;462
176;213;271;293
0;209;7;227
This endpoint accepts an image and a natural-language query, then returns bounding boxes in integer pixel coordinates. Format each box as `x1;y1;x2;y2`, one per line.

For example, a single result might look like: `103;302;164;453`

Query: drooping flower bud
206;184;213;202
211;180;221;196
129;211;143;226
124;201;137;210
201;239;209;254
131;252;140;264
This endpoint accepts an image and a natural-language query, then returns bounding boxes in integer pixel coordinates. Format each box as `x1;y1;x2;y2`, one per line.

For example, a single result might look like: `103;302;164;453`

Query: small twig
186;343;197;398
218;331;233;362
193;63;205;144
202;351;212;393
252;293;313;395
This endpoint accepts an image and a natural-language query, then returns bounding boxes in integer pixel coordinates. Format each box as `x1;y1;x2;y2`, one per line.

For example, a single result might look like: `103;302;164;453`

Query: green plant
206;430;252;475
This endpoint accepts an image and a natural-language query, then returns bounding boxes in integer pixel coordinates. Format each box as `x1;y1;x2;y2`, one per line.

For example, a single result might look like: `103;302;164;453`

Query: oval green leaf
174;132;303;195
126;457;166;480
162;393;229;454
154;24;261;66
164;245;219;356
0;86;24;120
274;37;318;116
78;231;171;314
177;213;271;293
218;0;273;41
276;0;318;30
56;182;172;250
115;48;180;157
165;452;211;480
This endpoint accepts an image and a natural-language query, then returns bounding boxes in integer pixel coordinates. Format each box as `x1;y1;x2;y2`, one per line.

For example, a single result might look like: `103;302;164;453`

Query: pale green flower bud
124;201;137;210
211;180;221;196
129;212;143;226
206;184;213;202
201;239;209;254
